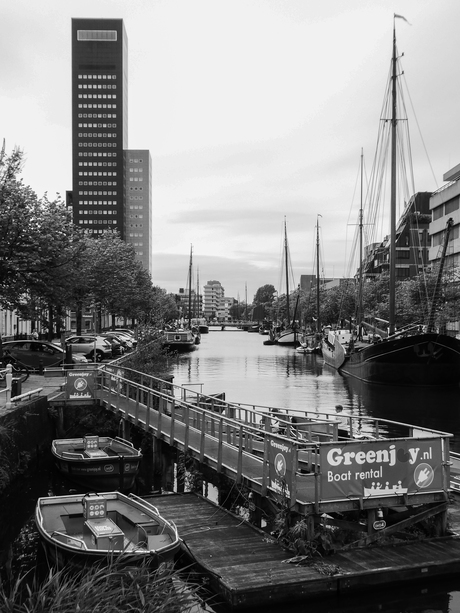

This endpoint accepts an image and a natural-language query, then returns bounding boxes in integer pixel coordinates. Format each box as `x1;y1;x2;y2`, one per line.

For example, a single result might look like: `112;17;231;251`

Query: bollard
5;364;12;408
38;358;44;375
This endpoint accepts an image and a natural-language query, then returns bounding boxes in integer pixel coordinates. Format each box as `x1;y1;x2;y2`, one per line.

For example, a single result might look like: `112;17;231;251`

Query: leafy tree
0;147;80;312
253;284;276;306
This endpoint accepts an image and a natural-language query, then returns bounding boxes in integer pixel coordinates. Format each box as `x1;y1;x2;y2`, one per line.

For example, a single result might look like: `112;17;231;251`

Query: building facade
361;192;431;280
125;150;152;272
429;163;460;269
71;18;128;238
203;280;225;320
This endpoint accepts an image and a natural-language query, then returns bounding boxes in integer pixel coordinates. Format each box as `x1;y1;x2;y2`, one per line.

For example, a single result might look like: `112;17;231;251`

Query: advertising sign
319;438;443;501
104;365;124;393
267;436;295;498
65;370;95;400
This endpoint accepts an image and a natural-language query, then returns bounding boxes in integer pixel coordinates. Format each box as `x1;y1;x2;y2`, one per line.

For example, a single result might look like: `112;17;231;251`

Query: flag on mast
394;13;412;25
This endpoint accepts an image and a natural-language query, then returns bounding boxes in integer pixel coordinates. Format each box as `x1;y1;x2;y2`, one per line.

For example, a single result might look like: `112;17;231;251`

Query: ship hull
340;333;460;386
322;336;347;369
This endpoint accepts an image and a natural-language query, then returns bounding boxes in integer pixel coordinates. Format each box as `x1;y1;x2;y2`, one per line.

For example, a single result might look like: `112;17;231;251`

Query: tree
0;146;85;336
253;284;276;306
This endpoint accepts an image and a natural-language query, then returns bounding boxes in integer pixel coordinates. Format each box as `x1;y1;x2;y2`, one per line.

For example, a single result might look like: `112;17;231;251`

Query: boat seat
62;515;84;535
45;515;66;534
147;534;172;550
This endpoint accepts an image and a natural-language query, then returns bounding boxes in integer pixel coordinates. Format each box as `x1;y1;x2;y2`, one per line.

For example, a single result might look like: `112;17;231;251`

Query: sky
2;0;460;301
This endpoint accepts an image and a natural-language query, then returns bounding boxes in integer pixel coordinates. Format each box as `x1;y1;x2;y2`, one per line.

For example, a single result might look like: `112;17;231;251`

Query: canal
2;328;460;612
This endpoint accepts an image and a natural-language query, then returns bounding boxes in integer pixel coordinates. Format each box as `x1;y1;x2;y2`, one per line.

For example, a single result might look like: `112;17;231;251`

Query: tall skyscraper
125;150;152;272
71;18;128;238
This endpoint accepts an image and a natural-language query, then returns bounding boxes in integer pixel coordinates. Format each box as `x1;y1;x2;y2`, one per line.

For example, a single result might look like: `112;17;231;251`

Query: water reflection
172;331;460;450
341;374;460;450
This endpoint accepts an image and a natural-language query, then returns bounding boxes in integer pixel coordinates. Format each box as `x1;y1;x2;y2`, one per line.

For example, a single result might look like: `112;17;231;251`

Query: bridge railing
96;364;453;509
99;363;450;445
98;366;322;499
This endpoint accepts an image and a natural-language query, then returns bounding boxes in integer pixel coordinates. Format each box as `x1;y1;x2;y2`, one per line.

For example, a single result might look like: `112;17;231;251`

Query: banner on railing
65;371;95;400
267;436;296;498
319;437;444;501
104;365;124;393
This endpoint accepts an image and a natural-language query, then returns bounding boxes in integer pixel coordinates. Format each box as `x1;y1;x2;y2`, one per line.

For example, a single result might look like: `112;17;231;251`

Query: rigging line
401;72;439;191
344;156;362;278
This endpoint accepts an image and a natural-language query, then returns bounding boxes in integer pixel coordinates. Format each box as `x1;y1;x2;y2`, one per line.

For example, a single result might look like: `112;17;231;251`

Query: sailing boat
273;220;300;346
297;216;323;354
163;246;199;351
327;22;460;386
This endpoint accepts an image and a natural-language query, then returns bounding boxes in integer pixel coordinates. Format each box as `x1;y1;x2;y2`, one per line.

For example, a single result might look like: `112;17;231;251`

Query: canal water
172;328;460;451
2;327;460;612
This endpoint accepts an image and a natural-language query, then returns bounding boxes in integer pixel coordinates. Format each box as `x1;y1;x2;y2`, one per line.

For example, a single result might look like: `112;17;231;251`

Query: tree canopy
0;146;178;336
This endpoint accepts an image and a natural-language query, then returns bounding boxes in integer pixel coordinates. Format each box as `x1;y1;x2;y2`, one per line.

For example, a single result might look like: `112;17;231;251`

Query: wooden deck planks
147;492;460;609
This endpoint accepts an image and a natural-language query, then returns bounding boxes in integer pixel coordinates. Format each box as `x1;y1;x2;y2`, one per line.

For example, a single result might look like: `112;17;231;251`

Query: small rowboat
35;491;180;569
51;435;142;491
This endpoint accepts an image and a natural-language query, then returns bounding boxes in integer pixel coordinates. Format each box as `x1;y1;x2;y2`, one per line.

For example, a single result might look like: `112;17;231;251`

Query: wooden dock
148;492;460;610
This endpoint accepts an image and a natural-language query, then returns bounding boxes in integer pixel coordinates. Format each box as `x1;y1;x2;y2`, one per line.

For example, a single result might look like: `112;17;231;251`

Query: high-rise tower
71;18;128;238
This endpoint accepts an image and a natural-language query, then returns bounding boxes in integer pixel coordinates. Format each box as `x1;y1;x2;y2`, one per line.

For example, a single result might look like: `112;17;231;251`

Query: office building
125;150;152;272
71;18;128;238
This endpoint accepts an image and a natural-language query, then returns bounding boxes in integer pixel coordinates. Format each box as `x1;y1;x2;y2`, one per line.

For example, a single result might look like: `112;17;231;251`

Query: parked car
99;333;125;356
65;335;113;362
114;328;134;337
111;333;135;350
113;330;137;348
2;340;87;370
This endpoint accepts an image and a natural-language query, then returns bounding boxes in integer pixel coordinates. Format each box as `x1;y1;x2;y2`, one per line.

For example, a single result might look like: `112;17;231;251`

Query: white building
203;280;225;320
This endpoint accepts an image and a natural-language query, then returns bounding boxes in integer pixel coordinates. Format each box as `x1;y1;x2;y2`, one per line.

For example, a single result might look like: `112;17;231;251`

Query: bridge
47;362;453;538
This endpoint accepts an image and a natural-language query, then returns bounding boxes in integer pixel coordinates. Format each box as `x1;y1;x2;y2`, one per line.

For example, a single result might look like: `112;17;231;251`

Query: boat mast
316;215;321;334
245;282;248;320
284;219;290;326
188;244;193;328
389;24;397;336
196;267;200;319
357;149;364;337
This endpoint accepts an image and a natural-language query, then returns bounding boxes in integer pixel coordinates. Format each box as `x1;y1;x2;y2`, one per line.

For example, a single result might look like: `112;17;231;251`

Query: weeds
0;560;203;613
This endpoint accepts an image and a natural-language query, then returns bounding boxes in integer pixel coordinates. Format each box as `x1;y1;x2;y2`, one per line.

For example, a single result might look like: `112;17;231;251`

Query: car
1;340;88;370
114;328;134;337
113;331;137;348
65;335;113;362
99;333;125;356
111;332;135;350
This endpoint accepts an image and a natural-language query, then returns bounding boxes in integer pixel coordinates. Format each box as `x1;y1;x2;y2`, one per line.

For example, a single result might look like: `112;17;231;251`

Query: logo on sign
373;520;386;530
104;464;115;473
274;453;286;478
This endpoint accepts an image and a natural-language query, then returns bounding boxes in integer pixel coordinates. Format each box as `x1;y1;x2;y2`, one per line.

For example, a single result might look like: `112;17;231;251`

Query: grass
0;560;207;613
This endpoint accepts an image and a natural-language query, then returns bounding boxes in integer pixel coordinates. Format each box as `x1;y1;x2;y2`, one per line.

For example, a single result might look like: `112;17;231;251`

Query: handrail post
184;404;190;453
169;396;176;444
217;418;223;471
199;408;206;462
145;388;151;432
5;364;12;408
156;390;162;439
261;433;268;496
236;424;243;483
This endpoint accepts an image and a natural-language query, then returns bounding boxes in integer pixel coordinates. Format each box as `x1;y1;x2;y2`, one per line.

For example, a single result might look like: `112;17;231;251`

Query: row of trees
252;271;460;333
0;147;179;338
